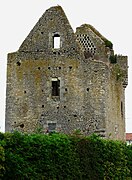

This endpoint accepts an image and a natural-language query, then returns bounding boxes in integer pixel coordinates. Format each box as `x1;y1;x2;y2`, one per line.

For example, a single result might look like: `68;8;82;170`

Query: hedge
0;132;131;179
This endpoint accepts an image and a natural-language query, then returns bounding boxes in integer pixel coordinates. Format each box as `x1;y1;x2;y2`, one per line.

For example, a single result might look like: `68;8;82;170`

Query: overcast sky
0;0;132;133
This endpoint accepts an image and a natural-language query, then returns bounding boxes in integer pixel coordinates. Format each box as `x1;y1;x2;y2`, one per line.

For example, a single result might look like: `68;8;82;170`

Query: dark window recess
65;88;67;91
52;79;60;96
121;101;123;116
24;91;26;94
42;105;44;108
48;123;56;132
53;34;60;49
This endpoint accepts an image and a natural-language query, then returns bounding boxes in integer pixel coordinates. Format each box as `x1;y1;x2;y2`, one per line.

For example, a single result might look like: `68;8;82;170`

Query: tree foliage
0;132;131;179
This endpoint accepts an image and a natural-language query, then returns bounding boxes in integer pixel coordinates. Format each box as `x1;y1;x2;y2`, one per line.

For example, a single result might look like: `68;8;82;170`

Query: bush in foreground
0;131;131;179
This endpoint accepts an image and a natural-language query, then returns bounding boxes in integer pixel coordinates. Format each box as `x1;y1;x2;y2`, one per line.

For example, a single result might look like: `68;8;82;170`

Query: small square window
48;123;56;132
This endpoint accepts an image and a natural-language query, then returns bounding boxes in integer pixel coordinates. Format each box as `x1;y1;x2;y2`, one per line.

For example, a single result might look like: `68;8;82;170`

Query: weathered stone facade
5;6;128;140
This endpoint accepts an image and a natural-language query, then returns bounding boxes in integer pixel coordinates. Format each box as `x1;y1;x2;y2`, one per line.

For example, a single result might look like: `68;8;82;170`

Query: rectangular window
48;123;56;132
53;34;60;49
121;101;123;117
52;78;60;96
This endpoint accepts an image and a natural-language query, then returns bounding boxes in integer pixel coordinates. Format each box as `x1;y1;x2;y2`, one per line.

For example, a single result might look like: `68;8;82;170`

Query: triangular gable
19;6;81;55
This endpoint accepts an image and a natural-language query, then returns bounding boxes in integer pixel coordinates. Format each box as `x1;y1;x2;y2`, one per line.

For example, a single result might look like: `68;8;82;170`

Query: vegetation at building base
0;131;131;179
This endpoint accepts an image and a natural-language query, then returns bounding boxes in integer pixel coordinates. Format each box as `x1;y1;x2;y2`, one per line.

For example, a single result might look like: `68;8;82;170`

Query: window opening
53;34;60;49
121;101;123;116
48;123;56;132
52;78;60;96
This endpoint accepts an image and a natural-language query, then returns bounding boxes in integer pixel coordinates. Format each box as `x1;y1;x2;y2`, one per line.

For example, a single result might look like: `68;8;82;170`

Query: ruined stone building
5;6;128;140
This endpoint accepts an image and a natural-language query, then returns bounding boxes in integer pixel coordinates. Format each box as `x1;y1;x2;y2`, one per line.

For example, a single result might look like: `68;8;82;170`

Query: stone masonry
5;6;128;140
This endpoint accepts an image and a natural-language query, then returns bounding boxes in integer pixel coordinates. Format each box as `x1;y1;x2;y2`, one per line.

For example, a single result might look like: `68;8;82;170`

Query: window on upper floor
53;34;60;49
52;78;60;97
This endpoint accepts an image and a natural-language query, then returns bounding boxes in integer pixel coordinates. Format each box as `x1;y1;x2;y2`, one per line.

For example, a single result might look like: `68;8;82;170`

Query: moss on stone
104;40;113;49
113;64;125;81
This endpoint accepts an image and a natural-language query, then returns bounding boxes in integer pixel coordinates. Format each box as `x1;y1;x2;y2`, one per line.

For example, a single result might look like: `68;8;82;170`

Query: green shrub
109;54;117;63
75;135;104;179
104;40;113;49
0;146;5;178
2;132;80;179
0;132;5;178
103;140;129;179
125;145;132;178
0;132;131;179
